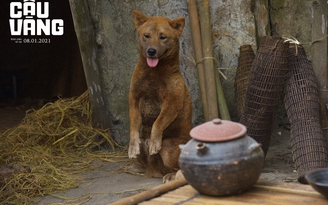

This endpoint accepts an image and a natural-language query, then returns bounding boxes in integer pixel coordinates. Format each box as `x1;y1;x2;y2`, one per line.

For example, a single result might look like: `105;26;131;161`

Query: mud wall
71;0;317;146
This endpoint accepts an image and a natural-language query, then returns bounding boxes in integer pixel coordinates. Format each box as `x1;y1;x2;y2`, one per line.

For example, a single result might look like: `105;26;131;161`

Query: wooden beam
69;0;112;129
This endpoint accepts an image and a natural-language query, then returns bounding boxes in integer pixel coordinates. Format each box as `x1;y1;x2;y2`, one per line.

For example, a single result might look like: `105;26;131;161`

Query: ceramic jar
179;118;264;196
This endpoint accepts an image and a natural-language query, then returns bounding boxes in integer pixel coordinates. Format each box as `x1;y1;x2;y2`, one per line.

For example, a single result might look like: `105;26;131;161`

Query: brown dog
128;10;192;183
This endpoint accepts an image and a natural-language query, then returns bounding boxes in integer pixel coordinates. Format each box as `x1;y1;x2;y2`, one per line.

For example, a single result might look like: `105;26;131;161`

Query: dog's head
133;10;185;68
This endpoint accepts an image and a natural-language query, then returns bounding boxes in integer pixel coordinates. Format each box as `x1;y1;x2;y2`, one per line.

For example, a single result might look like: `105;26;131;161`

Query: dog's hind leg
159;137;189;183
145;154;171;178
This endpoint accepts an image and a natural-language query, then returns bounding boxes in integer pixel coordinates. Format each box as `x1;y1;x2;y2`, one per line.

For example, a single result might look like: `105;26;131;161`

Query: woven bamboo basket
284;45;328;184
235;45;255;120
240;36;289;156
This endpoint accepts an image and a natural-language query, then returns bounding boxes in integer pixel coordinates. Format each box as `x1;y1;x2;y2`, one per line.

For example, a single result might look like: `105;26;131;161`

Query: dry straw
0;91;126;204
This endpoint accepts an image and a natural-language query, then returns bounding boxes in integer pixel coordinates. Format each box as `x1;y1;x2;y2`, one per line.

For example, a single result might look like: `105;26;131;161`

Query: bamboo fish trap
240;36;289;156
235;45;255;120
284;45;328;184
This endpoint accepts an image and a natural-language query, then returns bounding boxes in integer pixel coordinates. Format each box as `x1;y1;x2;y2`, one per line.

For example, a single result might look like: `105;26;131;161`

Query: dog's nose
147;48;157;57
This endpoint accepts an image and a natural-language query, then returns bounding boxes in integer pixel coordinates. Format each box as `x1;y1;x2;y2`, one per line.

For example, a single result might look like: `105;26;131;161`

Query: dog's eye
160;35;167;40
144;34;150;39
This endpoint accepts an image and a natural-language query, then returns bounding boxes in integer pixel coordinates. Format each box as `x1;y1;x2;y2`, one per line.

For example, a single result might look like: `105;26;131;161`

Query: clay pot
179;118;264;196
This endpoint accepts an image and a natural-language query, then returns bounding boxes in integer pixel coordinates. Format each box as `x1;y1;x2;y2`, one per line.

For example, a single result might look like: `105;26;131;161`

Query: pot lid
190;118;247;142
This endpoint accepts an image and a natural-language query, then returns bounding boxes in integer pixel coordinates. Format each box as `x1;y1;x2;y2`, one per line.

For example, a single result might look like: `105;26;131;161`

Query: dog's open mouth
147;57;159;68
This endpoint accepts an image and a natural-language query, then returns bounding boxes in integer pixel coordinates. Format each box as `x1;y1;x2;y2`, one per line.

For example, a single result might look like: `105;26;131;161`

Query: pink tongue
147;57;159;68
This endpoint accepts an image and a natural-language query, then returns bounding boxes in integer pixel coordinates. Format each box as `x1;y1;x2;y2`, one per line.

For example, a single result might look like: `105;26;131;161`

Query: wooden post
252;0;271;47
69;0;112;129
311;0;328;145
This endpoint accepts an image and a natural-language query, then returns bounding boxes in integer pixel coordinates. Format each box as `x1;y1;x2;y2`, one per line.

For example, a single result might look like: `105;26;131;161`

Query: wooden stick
199;0;219;120
110;178;188;205
186;0;209;121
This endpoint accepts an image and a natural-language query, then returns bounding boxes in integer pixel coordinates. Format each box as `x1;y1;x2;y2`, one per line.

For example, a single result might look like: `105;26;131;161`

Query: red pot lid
190;118;247;142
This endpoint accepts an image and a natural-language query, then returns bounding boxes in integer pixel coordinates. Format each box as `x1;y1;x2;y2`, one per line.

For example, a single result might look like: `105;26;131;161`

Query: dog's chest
136;76;166;126
135;73;167;99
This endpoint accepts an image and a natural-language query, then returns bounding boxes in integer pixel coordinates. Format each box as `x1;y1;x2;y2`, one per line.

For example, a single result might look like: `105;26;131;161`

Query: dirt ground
0;102;298;204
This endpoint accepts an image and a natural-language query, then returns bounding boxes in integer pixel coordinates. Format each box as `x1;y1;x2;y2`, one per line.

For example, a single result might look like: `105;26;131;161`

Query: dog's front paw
149;138;162;155
128;138;141;158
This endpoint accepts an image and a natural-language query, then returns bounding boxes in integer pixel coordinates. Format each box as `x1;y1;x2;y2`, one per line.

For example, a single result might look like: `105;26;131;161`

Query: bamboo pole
215;67;231;120
199;0;218;120
311;0;328;145
186;0;209;121
199;0;230;120
110;178;188;205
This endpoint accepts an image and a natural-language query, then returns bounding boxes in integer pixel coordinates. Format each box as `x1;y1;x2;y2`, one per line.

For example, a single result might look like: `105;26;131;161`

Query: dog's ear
170;17;185;37
133;10;148;29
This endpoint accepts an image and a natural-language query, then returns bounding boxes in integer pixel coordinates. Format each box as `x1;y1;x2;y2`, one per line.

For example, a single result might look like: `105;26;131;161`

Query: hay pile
0;91;126;204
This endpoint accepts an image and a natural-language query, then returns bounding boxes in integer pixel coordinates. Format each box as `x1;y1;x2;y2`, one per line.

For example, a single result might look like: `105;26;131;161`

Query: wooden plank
139;180;326;205
256;180;317;192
